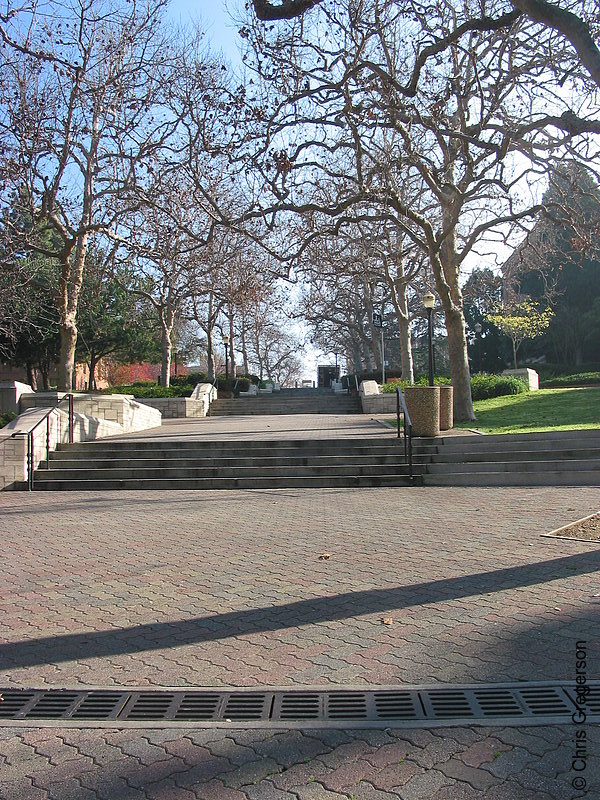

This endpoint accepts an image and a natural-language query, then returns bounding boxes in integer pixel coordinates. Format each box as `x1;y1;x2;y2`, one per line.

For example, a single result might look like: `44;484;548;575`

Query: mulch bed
544;512;600;542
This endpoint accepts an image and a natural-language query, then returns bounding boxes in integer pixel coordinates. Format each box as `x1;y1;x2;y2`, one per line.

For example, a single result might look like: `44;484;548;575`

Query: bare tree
0;0;179;389
249;0;600;89
238;0;599;419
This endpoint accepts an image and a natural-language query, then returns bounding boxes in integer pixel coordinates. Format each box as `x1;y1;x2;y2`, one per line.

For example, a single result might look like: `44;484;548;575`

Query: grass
455;387;600;434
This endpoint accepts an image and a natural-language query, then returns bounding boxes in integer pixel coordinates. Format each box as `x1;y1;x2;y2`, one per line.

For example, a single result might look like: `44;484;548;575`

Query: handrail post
396;388;401;439
408;423;413;479
68;394;74;443
28;431;34;491
46;416;50;467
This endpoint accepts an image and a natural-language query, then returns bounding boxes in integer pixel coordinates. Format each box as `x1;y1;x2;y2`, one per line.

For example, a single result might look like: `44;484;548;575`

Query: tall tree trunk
363;281;383;368
228;314;236;377
160;307;175;388
58;321;78;390
388;274;414;383
26;363;38;391
88;348;97;391
433;196;475;421
240;309;250;375
206;293;215;380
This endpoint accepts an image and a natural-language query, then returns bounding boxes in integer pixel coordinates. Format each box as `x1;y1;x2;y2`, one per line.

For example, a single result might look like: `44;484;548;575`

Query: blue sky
167;0;242;63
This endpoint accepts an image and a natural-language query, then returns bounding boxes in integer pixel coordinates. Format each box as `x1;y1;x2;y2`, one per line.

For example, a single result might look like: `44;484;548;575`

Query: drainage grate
1;683;596;729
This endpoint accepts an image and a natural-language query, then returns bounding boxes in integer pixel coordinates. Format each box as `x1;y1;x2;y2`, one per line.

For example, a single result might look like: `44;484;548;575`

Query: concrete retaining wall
19;393;161;432
139;384;216;418
361;394;398;414
1;407;123;490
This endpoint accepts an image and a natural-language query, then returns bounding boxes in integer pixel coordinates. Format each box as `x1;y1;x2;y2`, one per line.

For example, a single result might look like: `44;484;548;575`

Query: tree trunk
240;310;250;375
446;306;474;421
160;308;175;388
398;317;414;382
39;360;51;391
228;315;236;377
433;193;475;421
88;348;97;391
26;363;38;391
58;321;78;391
512;339;518;370
206;328;215;380
161;328;172;388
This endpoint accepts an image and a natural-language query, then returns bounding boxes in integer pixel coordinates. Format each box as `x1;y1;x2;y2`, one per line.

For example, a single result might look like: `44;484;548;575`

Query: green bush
380;373;528;400
0;411;17;428
540;371;600;388
470;373;528;400
380;375;451;393
106;384;192;398
170;372;208;387
535;363;600;380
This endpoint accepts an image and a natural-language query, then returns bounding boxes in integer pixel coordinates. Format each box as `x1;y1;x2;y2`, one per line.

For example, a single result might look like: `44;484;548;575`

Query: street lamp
423;292;435;386
474;322;482;373
223;334;230;380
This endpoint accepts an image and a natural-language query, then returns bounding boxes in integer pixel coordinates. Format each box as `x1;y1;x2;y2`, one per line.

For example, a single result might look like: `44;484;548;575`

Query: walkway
106;413;401;442
0;409;598;798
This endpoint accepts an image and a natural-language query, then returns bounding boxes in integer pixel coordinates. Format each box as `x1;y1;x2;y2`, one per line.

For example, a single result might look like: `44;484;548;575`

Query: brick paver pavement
1;411;599;798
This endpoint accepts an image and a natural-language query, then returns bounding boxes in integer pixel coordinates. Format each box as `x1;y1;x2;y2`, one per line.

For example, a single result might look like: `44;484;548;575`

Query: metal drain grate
1;683;597;729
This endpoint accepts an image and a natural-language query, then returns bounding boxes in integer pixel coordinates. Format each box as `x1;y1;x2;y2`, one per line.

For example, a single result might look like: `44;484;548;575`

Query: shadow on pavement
2;550;599;671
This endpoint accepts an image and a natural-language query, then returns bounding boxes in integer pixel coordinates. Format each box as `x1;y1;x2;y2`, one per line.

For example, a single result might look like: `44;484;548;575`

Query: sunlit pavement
1;422;599;799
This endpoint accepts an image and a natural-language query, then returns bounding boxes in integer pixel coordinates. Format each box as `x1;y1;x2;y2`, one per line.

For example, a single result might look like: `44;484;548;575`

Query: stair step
426;458;600;474
35;463;416;481
33;474;422;490
47;454;423;469
424;470;600;487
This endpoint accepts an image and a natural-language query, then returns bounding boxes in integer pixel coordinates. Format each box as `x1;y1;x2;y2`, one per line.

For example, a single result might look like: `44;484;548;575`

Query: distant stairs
209;387;362;416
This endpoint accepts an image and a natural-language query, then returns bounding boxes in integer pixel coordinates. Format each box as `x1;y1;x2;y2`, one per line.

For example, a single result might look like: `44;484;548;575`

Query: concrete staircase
419;430;600;486
210;388;362;416
33;438;422;490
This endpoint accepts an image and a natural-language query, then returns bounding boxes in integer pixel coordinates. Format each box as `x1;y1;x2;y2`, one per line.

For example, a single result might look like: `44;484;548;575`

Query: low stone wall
361;394;398;414
0;407;123;490
19;393;161;432
0;433;26;490
0;381;34;414
136;383;216;418
139;397;206;419
502;368;539;390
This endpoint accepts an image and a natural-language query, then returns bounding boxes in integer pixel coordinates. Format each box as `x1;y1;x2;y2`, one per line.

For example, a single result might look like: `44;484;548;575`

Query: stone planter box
439;385;454;431
404;386;440;437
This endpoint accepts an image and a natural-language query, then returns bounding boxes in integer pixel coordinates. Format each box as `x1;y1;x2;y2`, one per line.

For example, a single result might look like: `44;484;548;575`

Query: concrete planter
404;386;440;437
439;385;454;431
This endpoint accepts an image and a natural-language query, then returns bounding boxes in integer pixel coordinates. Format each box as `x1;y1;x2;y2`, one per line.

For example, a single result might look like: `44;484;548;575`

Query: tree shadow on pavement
2;550;600;672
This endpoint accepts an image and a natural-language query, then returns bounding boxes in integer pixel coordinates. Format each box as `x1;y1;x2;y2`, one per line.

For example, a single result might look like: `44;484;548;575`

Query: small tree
487;301;554;369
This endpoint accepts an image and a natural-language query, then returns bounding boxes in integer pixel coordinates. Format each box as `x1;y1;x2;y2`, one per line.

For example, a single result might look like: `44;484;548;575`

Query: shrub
0;411;17;429
540;371;600;388
470;373;528;400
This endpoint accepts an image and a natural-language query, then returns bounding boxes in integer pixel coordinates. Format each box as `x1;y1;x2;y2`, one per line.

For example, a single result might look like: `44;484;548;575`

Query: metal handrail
396;386;413;479
4;394;74;490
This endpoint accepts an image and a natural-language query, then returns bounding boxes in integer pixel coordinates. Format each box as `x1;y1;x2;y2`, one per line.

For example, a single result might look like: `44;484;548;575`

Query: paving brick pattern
1;487;598;687
1;416;599;799
1;724;598;799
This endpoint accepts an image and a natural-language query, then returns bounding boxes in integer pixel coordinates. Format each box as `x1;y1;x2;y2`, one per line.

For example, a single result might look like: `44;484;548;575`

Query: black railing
3;394;74;491
396;386;413;479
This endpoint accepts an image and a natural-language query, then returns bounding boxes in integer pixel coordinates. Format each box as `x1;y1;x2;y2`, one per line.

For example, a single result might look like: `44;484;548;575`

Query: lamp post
423;292;435;386
223;334;230;380
474;322;482;373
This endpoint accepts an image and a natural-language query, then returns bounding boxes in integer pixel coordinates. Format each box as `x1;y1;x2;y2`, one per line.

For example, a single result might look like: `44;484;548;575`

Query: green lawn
455;387;600;434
